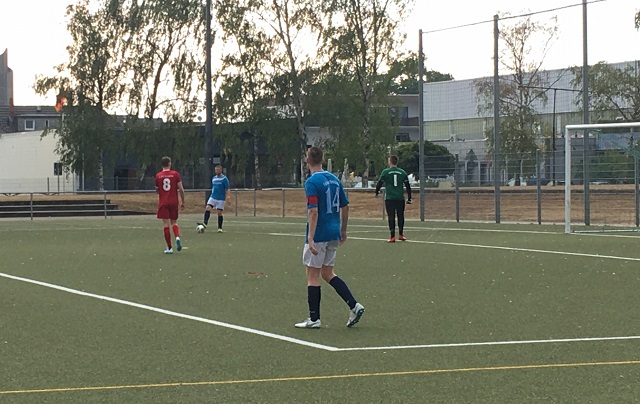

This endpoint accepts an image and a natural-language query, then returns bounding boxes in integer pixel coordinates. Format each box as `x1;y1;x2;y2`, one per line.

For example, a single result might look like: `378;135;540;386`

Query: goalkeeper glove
407;198;412;204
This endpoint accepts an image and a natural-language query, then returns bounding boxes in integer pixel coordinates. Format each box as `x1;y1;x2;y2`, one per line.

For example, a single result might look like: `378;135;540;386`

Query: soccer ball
196;224;205;233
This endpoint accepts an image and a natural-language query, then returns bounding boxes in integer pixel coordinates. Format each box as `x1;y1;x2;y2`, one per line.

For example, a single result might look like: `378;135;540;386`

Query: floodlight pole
418;29;425;221
204;0;213;186
552;88;557;184
493;15;501;223
582;0;590;225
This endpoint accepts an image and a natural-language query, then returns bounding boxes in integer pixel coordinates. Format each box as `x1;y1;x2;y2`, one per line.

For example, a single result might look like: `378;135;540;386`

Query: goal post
565;122;640;234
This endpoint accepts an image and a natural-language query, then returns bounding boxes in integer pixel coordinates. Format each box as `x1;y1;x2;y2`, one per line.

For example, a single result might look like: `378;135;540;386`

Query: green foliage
306;75;396;177
34;0;130;189
590;150;635;184
31;0;445;190
387;52;454;94
319;0;414;182
48;103;119;181
394;141;455;178
570;62;640;122
34;0;207;189
106;0;206;120
120;119;203;182
216;0;325;185
476;15;557;174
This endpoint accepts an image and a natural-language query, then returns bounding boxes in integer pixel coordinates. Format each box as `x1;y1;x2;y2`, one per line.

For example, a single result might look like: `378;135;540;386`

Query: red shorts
157;204;179;220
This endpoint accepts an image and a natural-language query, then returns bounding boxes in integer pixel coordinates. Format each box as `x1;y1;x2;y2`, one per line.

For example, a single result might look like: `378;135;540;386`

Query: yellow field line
2;360;639;395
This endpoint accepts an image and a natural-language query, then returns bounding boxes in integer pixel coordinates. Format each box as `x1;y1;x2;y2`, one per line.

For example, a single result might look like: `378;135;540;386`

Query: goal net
564;122;640;234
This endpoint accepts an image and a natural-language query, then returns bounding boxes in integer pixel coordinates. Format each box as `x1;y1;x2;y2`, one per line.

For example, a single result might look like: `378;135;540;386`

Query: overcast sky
1;0;638;106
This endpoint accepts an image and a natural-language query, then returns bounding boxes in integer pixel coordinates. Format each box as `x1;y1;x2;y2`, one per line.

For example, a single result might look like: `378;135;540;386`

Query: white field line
0;226;149;232
267;233;640;262
335;335;640;352
231;220;561;235
4;271;639;352
4;221;640;351
6;218;640;238
232;220;640;238
0;272;338;352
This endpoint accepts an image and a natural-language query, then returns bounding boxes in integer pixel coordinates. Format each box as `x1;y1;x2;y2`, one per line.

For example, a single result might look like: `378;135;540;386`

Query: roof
424;61;636;121
13;105;58;116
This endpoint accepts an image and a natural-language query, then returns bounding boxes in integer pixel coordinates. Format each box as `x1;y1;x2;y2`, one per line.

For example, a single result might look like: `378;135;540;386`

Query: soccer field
1;216;640;403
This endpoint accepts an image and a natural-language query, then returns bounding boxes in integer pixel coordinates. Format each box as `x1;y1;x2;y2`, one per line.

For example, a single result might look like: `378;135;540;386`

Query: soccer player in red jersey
155;156;185;254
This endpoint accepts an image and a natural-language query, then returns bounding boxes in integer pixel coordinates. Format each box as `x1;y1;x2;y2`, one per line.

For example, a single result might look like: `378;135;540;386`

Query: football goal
564;122;640;234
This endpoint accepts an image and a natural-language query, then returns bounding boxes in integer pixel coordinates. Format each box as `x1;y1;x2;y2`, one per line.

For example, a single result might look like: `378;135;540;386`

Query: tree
36;0;208;189
635;10;640;29
475;14;559;180
106;0;207;184
395;141;454;178
320;0;415;185
387;52;453;94
107;0;206;120
571;62;640;122
35;0;129;190
305;73;391;179
215;3;299;188
215;0;325;185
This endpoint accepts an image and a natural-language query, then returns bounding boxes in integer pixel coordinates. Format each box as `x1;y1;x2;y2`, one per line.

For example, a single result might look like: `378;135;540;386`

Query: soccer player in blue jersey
198;165;231;233
295;146;365;329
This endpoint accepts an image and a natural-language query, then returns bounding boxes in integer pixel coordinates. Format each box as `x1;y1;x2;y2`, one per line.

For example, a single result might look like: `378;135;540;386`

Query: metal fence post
635;153;639;228
104;191;108;219
454;154;460;222
235;189;238;217
282;188;285;218
537;149;542;225
253;189;257;217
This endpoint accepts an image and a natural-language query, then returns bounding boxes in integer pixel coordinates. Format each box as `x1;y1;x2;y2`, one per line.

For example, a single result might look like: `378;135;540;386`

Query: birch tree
320;0;413;185
476;14;559;180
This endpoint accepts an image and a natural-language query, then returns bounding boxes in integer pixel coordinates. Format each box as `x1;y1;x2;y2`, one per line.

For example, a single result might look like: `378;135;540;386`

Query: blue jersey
210;175;230;200
304;170;349;243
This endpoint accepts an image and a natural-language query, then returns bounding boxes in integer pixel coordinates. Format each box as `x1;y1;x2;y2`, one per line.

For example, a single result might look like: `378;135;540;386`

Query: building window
396;133;411;142
24;120;35;131
45;120;50;128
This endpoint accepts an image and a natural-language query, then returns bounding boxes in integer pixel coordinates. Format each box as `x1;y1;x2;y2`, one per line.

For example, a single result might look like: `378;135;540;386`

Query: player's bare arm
178;182;185;210
307;207;319;255
340;205;349;245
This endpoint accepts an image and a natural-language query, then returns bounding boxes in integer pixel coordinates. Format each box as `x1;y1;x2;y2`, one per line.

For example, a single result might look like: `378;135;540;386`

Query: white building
0;130;75;193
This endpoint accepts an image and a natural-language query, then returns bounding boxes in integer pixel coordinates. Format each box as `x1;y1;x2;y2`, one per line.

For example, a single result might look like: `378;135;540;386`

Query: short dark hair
307;147;323;166
389;155;398;165
161;156;171;168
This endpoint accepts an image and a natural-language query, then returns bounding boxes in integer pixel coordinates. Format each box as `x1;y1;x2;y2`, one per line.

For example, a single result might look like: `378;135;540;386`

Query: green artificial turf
1;216;639;403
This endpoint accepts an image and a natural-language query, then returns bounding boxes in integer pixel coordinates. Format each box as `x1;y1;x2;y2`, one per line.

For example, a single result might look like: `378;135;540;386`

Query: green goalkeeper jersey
378;167;409;200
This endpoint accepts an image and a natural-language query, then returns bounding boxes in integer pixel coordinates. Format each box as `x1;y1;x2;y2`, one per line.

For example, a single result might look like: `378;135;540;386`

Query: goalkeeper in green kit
375;155;412;243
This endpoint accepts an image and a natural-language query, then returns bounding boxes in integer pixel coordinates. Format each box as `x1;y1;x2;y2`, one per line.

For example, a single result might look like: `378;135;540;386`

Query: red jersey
155;169;182;207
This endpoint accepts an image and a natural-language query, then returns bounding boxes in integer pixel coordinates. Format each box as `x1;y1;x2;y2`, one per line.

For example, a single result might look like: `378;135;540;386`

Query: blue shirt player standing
295;146;365;329
198;165;231;233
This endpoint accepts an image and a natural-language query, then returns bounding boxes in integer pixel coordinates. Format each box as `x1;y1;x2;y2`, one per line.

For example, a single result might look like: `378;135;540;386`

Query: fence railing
0;185;638;228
